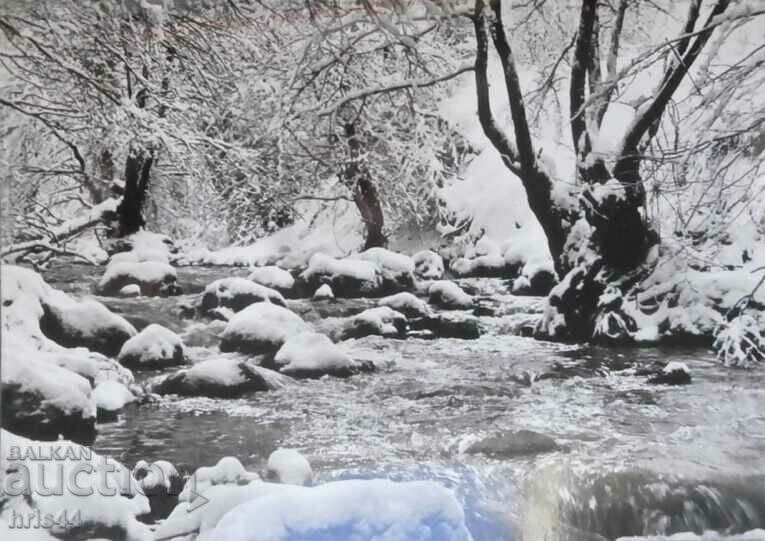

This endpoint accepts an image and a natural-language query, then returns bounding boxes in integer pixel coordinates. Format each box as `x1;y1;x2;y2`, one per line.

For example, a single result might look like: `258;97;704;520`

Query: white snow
265;449;313;486
312;283;335;299
663;361;690;375
117;323;184;367
247;266;295;291
210;479;471;541
274;332;352;375
93;380;136;412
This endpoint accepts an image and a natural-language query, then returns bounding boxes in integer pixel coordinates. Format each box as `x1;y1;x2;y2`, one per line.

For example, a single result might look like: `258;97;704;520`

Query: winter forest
1;0;765;539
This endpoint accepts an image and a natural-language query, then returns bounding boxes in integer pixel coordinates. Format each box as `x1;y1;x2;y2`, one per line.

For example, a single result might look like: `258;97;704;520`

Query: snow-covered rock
117;323;186;369
413;250;445;279
0;430;150;540
378;292;431;318
511;260;557;296
118;283;142;297
334;306;408;341
247;266;295;295
648;361;692;385
312;283;335;300
179;457;261;504
2;349;96;442
39;298;137;357
450;254;508;278
152;356;290;398
265;449;313;486
220;303;312;355
133;459;184;521
273;332;369;378
200;277;286;316
297;253;382;298
110;248;171;265
409;313;482;340
350;247;416;289
428;281;474;310
93;380;136;421
210;479;472;541
96;260;180;297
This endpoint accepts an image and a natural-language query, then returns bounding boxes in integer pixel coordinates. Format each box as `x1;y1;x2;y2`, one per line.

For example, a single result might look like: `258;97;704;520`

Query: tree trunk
113;147;153;237
344;121;387;249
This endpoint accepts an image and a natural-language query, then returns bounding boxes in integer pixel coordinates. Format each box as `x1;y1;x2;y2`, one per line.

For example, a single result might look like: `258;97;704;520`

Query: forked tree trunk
472;0;730;341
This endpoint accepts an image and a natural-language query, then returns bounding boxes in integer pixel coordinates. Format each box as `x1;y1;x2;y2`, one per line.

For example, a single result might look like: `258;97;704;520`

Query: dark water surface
42;263;765;540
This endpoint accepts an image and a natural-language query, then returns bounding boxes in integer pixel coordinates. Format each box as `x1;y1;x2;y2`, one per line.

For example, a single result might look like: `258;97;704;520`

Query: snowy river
42;264;765;540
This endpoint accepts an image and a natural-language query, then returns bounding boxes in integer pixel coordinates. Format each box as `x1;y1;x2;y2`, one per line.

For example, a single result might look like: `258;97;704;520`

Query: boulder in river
273;332;374;378
117;323;186;370
96;261;181;297
93;380;136;421
133;459;184;522
39;298;137;357
647;361;692;385
200;277;287;315
297;253;383;298
409;314;482;340
465;430;560;458
413;250;444;280
2;351;96;444
378;292;431;318
428;281;474;310
333;306;408;341
152;356;290;398
178;456;261;504
313;283;335;300
247;265;296;295
220;302;312;355
266;449;313;486
349;247;416;291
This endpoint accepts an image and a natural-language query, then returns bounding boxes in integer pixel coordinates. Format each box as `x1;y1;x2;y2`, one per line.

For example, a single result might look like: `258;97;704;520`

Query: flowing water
42;264;765;540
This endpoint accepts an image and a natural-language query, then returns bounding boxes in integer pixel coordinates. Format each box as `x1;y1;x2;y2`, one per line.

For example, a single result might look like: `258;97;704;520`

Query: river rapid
42;263;765;541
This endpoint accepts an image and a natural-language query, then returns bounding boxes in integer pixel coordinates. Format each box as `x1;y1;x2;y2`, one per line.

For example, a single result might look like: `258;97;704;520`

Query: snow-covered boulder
273;332;371;378
152;356;290;398
179;456;261;504
39;298;137;357
350;247;416;289
334;306;408;341
428;281;474;310
96;260;181;297
110;248;171;265
133;459;184;521
409;313;482;340
200;277;286;316
118;283;142;297
297;253;383;298
93;380;136;421
450;254;508;278
413;250;445;279
210;479;472;541
2;352;96;442
0;430;151;540
247;266;295;295
220;303;312;355
117;323;186;369
648;361;692;385
378;292;431;318
265;449;313;486
511;260;557;296
313;283;335;300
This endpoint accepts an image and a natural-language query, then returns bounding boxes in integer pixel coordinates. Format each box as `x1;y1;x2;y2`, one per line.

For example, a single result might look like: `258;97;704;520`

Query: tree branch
570;0;598;157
